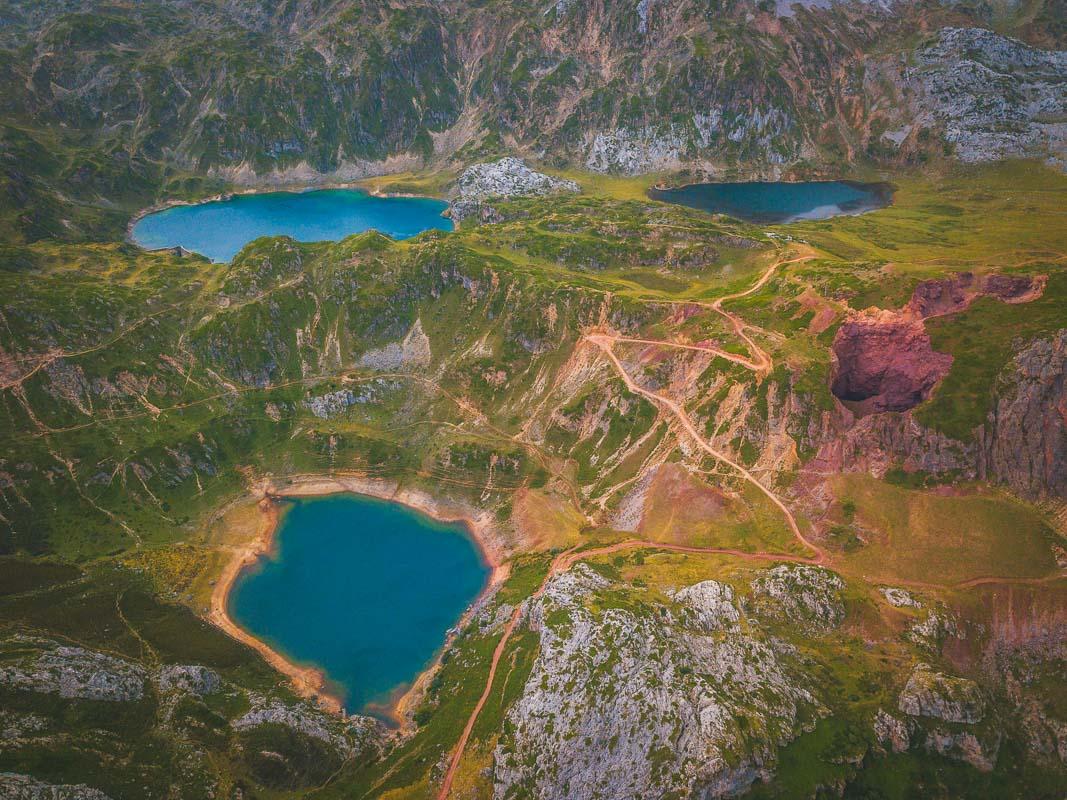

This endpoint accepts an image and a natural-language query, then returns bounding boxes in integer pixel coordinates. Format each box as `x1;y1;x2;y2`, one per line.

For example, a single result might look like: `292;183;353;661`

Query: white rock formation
493;566;823;800
898;663;985;724
749;564;846;633
451;157;579;221
0;639;145;702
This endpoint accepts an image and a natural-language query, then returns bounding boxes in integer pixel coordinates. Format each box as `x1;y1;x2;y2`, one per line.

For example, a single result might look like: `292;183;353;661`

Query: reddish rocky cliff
821;273;1063;500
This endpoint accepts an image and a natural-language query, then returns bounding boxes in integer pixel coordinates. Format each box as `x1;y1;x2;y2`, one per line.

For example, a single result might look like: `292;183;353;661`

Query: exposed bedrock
906;272;1048;319
830;273;1047;415
906;27;1067;166
493;565;824;800
817;331;1066;500
807;409;975;480
818;273;1063;499
978;330;1067;499
450;157;580;223
830;312;953;414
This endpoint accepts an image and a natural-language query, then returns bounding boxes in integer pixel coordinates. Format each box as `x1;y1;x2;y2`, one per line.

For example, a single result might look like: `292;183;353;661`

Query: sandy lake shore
207;473;509;727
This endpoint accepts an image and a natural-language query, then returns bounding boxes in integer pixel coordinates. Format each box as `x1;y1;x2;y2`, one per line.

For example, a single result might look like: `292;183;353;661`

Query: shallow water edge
648;179;895;223
127;183;451;262
207;475;509;730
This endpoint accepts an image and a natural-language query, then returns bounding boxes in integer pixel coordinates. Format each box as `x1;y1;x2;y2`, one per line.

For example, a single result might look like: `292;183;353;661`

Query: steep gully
435;251;1065;798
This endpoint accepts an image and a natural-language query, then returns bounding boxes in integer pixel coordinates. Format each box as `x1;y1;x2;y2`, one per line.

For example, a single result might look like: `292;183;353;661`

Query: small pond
131;188;452;262
648;180;893;223
227;494;490;719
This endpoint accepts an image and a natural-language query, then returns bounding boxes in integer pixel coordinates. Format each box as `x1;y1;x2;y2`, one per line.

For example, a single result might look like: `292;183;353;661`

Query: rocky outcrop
585;127;687;174
830;312;953;414
898;663;985;724
0;773;112;800
923;728;1002;771
671;580;741;632
906;272;1047;320
234;700;383;759
807;407;975;479
909;28;1067;165
980;330;1067;499
451;158;579;222
0;639;145;702
358;319;432;371
302;378;402;419
880;667;1000;770
493;565;823;800
872;708;911;753
749;564;846;633
157;664;221;696
881;587;922;609
906;611;961;652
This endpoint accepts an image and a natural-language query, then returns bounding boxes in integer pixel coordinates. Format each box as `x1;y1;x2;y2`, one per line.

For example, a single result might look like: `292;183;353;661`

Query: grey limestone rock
234;700;383;759
923;727;1002;772
872;708;911;753
492;565;823;800
898;663;985;724
0;773;112;800
357;319;432;372
880;587;921;609
912;28;1067;165
157;664;221;696
749;564;846;633
0;639;145;702
672;580;741;632
451;158;579;222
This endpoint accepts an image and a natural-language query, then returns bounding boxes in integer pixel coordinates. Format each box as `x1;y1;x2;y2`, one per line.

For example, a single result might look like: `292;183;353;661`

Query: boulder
880;587;921;609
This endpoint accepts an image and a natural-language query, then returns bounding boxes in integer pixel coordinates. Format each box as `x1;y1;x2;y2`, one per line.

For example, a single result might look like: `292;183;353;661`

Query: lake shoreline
207;474;509;730
647;178;895;223
126;182;452;257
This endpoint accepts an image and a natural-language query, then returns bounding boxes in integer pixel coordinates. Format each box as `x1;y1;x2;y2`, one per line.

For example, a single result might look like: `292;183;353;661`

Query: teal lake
649;180;892;223
227;494;489;719
131;189;452;262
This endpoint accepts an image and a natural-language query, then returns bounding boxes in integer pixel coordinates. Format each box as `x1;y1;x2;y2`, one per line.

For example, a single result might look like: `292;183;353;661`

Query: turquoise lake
227;494;489;719
648;180;892;223
131;189;452;262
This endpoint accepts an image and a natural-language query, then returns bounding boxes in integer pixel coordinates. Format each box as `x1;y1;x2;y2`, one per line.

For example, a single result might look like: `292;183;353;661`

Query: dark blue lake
227;494;489;719
131;189;452;262
648;180;892;223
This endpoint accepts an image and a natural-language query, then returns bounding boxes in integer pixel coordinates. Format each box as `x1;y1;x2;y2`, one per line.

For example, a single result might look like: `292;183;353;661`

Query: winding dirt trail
436;251;825;799
603;336;765;372
704;251;815;375
434;246;1066;798
587;333;825;562
0;305;177;391
434;545;576;800
434;537;824;800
